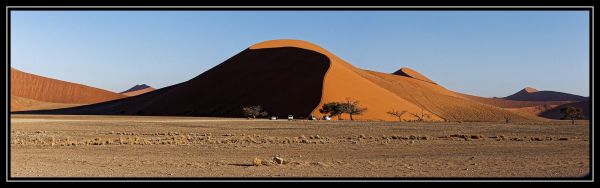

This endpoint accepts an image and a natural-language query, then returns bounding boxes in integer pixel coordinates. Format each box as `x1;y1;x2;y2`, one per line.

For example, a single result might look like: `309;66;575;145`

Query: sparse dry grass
10;130;579;147
10;115;589;177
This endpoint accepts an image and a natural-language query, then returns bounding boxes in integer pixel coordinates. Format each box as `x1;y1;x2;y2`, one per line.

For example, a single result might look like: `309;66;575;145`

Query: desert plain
10;114;590;178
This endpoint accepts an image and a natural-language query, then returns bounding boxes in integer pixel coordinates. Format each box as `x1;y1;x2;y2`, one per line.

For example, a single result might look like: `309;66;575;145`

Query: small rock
273;157;284;164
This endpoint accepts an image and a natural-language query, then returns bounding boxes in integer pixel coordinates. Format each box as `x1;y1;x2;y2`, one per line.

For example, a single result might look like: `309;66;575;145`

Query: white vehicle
270;116;277;120
288;115;294;121
323;116;331;120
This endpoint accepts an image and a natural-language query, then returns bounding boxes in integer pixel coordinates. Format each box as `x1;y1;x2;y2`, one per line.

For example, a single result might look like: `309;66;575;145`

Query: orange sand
10;68;125;111
251;40;440;121
393;67;436;84
10;95;84;112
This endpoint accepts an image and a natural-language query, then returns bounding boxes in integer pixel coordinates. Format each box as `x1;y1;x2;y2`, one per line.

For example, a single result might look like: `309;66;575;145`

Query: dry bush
531;137;543;141
253;158;262;166
470;135;483;139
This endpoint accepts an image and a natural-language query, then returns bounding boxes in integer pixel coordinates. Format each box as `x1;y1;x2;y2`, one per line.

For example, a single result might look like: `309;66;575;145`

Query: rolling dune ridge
13;40;586;122
10;68;125;112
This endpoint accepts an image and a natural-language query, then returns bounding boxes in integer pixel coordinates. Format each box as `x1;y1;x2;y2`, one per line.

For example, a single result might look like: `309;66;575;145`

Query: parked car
270;116;277;120
323;116;331;120
288;115;294;121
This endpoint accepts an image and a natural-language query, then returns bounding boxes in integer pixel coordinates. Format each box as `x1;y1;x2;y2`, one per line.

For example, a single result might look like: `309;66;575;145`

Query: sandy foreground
9;115;590;178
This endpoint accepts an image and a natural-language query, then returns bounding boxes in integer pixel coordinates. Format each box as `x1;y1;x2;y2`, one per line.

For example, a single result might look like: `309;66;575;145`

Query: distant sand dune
539;100;590;120
392;67;436;84
121;84;156;96
455;92;573;108
456;88;587;119
503;87;587;101
361;70;544;122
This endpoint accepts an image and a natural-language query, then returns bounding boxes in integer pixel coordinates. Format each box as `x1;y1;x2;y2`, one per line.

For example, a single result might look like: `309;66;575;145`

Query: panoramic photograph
8;10;591;179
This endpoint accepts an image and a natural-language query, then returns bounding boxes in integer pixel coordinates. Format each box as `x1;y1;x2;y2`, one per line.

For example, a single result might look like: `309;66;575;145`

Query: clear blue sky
10;11;590;97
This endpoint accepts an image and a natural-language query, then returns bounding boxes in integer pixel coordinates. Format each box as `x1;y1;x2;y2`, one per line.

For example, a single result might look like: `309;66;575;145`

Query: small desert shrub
531;137;543;141
253;158;262;166
50;136;56;146
470;135;482;139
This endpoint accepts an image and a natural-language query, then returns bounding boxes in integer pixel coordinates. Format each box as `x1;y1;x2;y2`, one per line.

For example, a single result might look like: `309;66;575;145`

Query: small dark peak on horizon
121;84;152;94
392;67;437;85
504;86;587;102
522;87;539;93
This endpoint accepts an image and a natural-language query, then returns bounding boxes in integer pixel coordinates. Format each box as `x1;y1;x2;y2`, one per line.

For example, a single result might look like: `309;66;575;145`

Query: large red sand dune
251;40;440;121
11;68;125;104
16;40;545;122
17;44;330;118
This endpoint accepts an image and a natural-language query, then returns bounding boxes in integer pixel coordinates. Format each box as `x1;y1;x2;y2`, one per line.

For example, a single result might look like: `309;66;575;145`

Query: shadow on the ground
229;163;254;167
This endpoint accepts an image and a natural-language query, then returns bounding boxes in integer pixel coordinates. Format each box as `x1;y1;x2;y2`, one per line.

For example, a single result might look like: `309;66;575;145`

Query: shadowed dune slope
11;68;125;104
393;67;436;84
504;87;588;101
18;47;330;118
539;100;590;120
121;85;156;97
361;70;543;122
